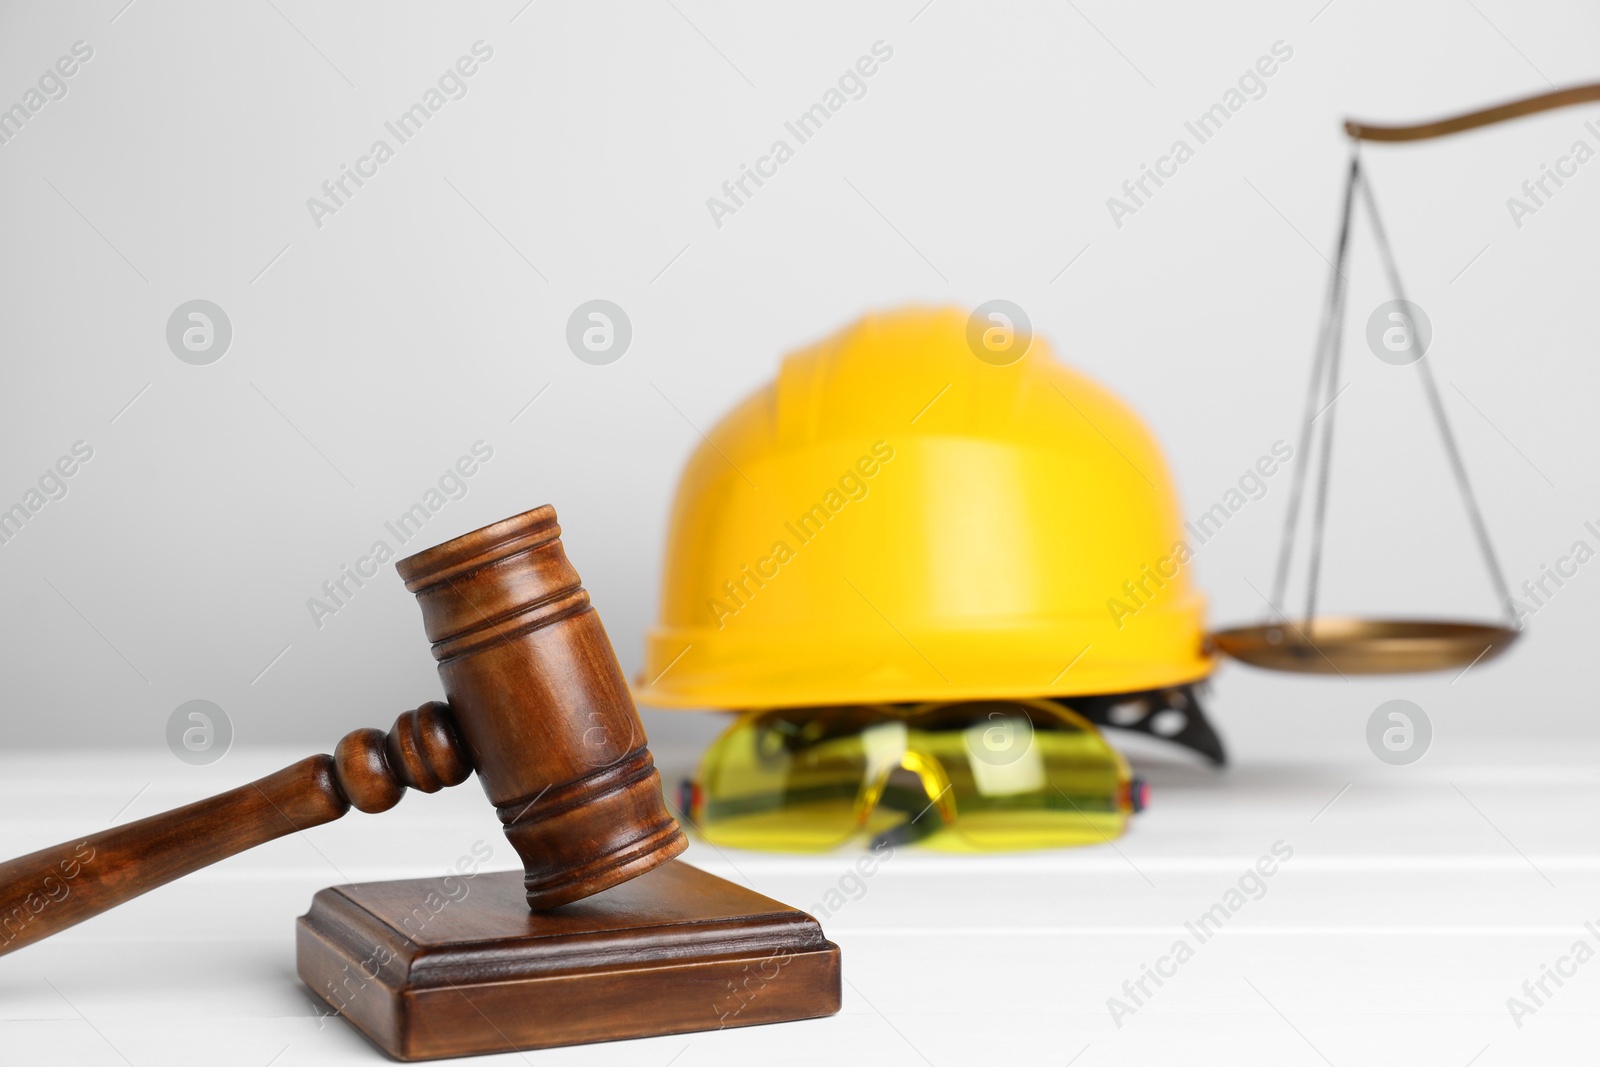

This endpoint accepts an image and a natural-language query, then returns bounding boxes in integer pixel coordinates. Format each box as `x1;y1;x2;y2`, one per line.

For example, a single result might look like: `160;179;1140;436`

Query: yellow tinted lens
910;703;1129;851
694;709;880;851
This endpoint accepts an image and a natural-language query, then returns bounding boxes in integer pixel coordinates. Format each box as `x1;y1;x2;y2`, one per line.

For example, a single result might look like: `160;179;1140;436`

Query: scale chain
1269;152;1361;619
1302;162;1358;626
1268;153;1516;630
1357;176;1518;625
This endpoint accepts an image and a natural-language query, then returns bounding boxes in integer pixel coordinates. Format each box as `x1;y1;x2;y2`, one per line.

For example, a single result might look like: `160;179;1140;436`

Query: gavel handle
0;701;471;958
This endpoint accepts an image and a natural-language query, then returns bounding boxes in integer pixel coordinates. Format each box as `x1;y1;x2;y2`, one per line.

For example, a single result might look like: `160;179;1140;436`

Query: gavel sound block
0;506;840;1060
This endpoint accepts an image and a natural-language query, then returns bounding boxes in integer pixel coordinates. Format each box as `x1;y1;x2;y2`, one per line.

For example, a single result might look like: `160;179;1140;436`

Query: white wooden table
2;738;1593;1066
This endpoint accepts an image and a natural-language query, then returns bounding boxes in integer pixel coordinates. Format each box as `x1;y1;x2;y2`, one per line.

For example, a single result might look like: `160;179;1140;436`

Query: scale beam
1346;81;1600;142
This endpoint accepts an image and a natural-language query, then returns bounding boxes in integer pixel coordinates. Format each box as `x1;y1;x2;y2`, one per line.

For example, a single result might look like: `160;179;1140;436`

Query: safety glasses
679;700;1145;852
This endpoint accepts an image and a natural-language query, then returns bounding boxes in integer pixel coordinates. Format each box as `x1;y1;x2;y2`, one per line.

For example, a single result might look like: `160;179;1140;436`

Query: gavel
0;506;687;957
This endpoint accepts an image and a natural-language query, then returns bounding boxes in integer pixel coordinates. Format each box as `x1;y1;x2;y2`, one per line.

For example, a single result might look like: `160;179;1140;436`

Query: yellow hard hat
635;307;1212;710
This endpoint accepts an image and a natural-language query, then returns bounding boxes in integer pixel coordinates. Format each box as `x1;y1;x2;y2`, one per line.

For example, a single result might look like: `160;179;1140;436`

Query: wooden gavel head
0;504;688;959
395;506;687;909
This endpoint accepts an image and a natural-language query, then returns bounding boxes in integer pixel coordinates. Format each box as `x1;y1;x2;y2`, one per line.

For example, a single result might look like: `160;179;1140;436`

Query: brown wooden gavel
0;506;687;957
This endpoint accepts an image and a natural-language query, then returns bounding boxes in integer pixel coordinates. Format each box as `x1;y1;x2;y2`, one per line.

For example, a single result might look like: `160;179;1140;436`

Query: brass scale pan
1209;84;1599;674
1211;618;1519;675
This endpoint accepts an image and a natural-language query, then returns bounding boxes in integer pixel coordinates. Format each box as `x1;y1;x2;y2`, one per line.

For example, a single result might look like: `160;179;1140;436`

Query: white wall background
1;0;1596;764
